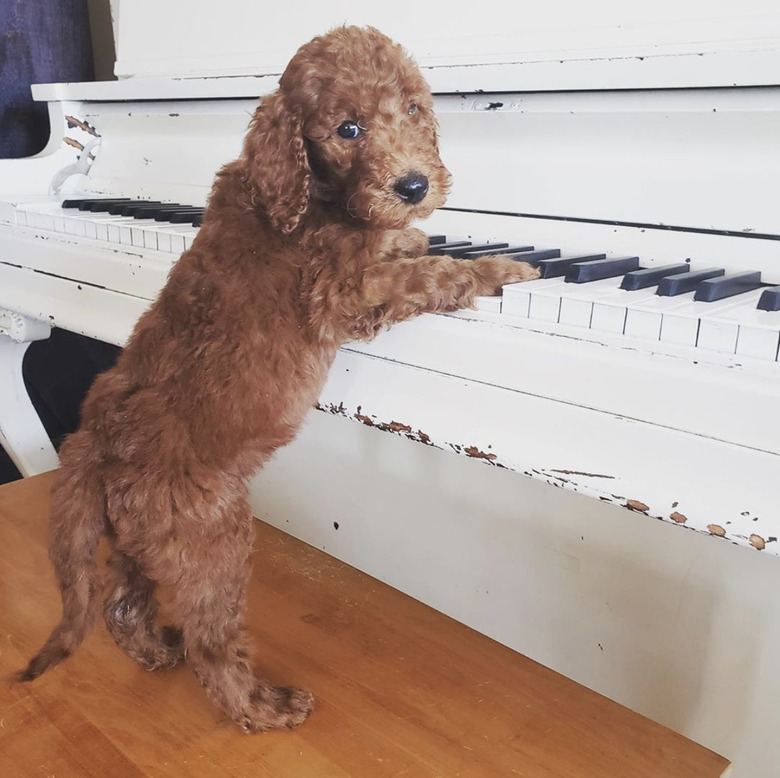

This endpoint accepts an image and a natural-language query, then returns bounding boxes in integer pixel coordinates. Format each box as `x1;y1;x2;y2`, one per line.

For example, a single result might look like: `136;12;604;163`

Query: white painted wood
109;0;780;87
249;408;780;778
316;346;779;553
14;89;780;248
0;314;59;477
435;90;780;238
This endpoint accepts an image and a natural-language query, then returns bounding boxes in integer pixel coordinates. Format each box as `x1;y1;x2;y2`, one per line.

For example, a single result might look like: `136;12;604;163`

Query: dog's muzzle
394;172;429;205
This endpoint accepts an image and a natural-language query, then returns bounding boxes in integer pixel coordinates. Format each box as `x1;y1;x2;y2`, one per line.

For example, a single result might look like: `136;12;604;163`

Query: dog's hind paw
240;684;315;732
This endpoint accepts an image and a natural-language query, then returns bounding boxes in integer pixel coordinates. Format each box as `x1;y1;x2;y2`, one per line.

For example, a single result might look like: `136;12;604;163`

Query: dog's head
242;26;451;233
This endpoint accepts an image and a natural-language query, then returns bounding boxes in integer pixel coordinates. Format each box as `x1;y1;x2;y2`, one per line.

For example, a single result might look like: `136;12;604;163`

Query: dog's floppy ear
242;91;310;234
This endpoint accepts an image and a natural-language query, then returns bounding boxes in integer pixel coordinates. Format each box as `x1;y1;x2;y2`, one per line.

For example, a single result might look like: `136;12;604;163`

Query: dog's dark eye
336;121;362;140
407;103;419;116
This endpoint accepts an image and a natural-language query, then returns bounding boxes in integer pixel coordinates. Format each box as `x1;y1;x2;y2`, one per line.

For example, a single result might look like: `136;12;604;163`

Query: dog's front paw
240;684;315;732
472;255;540;295
382;227;429;259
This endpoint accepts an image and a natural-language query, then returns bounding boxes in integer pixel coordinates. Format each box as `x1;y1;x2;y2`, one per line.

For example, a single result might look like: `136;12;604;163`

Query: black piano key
565;256;640;283
78;198;132;211
131;204;186;219
108;200;162;215
693;271;763;302
508;249;561;266
448;243;509;258
427;235;447;245
154;208;203;222
126;203;184;217
168;210;205;224
119;202;167;216
757;286;780;311
429;241;473;255
62;197;112;209
193;214;204;227
656;267;725;296
461;245;534;259
536;253;606;279
620;262;690;291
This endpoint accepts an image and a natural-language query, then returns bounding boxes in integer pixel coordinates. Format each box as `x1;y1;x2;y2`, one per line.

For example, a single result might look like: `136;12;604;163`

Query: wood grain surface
0;472;730;777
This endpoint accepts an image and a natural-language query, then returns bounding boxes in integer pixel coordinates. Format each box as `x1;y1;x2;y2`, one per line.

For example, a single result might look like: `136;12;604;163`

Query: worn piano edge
316;346;779;557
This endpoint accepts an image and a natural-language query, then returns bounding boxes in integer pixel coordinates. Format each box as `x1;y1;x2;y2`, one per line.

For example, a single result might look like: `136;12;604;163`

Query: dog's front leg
351;253;539;337
376;227;430;260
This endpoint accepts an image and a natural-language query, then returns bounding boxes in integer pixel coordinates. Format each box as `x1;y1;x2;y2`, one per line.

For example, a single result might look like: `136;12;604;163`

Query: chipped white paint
316;315;780;554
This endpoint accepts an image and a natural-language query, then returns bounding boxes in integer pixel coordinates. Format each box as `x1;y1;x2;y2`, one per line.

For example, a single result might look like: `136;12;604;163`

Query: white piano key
738;324;780;361
64;215;89;237
129;220;159;249
697;299;780;360
623;292;697;340
502;277;563;318
557;278;626;327
144;224;197;254
182;229;198;250
527;279;570;322
660;291;763;349
0;199;16;224
590;288;660;333
696;318;740;354
143;226;162;251
476;295;501;313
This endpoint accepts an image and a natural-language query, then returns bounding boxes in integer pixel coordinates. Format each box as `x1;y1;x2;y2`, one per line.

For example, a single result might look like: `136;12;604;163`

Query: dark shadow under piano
0;329;119;485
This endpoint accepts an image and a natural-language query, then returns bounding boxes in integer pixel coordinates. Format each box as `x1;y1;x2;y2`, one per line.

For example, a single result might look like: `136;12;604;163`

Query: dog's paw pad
242;685;315;732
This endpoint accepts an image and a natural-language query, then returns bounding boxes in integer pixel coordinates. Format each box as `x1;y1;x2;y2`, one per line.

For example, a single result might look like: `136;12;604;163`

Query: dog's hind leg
103;547;184;671
168;497;313;732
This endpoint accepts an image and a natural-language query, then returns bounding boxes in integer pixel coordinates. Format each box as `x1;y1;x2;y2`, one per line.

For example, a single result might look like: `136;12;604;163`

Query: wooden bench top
0;472;730;777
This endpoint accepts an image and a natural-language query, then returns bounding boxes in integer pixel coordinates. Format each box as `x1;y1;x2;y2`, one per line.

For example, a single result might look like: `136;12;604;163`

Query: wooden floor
1;473;730;778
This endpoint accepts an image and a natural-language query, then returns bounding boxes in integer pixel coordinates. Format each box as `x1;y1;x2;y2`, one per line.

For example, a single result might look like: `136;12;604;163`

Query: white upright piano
1;2;779;774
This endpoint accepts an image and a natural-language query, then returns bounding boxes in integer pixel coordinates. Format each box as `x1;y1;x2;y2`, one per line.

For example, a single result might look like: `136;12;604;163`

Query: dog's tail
16;448;107;682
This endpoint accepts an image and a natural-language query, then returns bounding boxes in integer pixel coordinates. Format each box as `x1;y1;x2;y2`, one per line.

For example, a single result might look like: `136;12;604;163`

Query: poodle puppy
17;25;538;731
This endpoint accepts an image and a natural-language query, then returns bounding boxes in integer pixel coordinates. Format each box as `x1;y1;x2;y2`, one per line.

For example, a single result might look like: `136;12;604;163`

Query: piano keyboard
2;196;202;255
2;197;779;362
428;235;780;363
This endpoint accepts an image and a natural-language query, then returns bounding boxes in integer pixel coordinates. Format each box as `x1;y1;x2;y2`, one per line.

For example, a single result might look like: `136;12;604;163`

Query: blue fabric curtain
0;0;94;158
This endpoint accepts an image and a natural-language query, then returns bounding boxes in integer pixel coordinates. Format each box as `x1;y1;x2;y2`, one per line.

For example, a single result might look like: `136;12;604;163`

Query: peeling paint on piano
314;393;776;555
65;116;98;136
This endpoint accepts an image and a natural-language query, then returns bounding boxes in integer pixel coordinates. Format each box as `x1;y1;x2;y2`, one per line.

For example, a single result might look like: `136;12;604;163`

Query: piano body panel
76;99;254;206
249;398;780;777
436;87;780;241
0;262;148;347
339;310;780;459
320;336;779;554
0;226;174;302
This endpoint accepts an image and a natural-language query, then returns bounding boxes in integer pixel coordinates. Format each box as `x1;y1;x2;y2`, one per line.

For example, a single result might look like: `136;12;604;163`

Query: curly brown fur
16;26;538;731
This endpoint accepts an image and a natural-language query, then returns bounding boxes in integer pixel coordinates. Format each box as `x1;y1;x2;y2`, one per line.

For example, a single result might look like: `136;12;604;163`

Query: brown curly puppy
17;26;538;731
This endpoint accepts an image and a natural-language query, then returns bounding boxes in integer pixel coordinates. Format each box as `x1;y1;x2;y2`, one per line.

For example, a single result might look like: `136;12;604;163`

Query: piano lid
107;0;780;89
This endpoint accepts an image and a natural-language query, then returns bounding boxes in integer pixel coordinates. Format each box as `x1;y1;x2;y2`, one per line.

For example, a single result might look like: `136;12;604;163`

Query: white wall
250;411;780;778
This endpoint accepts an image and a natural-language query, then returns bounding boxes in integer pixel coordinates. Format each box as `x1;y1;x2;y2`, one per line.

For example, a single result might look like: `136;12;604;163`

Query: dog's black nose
394;172;429;204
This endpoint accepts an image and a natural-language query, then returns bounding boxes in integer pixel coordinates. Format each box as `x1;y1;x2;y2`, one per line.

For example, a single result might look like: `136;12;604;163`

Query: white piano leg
0;312;59;477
